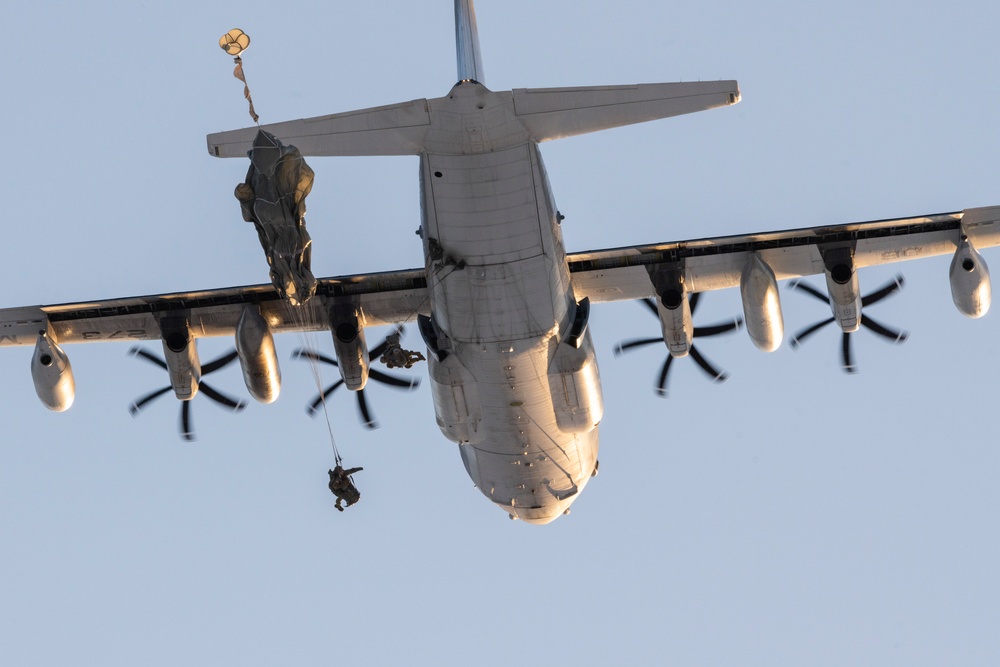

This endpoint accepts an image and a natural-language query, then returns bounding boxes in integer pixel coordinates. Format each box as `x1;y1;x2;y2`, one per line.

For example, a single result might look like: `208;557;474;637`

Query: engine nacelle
235;305;281;403
331;311;369;391
549;329;603;434
159;316;200;400
654;291;693;357
950;236;992;318
31;332;75;412
740;254;783;352
823;249;861;332
645;266;694;357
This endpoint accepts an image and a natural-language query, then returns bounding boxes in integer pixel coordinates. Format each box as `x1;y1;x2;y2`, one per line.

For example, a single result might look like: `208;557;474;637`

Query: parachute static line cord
395;258;464;325
291;310;343;466
275;251;469;470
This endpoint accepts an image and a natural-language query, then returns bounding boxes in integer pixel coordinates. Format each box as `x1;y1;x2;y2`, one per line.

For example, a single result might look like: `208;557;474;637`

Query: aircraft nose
505;499;574;525
517;510;563;525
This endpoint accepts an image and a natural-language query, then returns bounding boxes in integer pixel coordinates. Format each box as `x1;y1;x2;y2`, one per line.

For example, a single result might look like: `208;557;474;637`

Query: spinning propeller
293;332;420;429
127;347;248;441
788;274;908;373
614;295;743;397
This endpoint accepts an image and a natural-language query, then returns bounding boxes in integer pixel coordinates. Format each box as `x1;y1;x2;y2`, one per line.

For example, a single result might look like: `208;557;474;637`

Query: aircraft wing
0;269;429;348
570;206;1000;304
1;206;998;347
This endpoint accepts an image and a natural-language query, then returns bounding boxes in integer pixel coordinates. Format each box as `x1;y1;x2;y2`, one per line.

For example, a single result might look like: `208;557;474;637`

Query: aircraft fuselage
418;83;602;523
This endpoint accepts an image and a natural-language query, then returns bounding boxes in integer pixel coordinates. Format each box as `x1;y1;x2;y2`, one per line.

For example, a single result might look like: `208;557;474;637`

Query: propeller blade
201;350;240;375
199;382;248;411
655;355;674;397
307;379;345;417
369;326;407;362
689;346;729;383
368;368;420;389
614;337;664;356
355;390;378;430
181;401;194;441
693;317;743;338
298;330;418;427
640;298;659;318
792;273;907;374
129;347;168;370
788;280;830;304
860;314;908;343
688;292;700;315
790;316;836;348
367;339;391;362
293;349;340;368
129;386;172;415
129;347;246;441
841;332;856;374
861;274;905;307
620;293;741;397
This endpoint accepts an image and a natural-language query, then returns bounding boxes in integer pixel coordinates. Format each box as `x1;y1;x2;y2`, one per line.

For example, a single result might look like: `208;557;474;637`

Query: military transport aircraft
1;0;997;524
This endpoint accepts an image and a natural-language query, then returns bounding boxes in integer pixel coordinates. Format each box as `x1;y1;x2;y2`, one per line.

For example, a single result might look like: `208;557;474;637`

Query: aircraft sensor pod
235;305;281;403
31;332;75;412
950;236;992;318
740;254;784;352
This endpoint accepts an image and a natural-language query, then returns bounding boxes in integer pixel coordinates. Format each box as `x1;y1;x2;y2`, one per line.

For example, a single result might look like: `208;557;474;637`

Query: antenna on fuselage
219;28;260;124
455;0;485;84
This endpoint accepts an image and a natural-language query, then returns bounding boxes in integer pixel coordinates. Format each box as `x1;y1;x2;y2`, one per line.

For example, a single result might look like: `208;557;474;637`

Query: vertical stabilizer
455;0;485;84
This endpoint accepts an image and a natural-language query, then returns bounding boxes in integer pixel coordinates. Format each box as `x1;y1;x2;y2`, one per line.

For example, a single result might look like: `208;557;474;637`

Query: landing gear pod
950;236;992;318
740;254;784;352
31;332;75;412
549;329;604;434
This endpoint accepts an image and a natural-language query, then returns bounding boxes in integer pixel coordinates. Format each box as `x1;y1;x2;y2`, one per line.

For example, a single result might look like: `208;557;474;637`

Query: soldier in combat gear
379;329;425;369
328;465;363;511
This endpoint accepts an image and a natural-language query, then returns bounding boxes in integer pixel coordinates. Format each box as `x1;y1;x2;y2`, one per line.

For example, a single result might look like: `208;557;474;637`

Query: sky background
2;1;1000;664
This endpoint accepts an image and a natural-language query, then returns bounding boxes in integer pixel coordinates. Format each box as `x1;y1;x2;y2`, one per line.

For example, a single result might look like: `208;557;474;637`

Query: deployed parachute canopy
219;28;250;56
219;28;259;123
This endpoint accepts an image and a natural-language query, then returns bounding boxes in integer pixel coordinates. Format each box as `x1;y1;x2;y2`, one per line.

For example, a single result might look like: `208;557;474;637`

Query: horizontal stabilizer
512;81;740;142
207;99;432;158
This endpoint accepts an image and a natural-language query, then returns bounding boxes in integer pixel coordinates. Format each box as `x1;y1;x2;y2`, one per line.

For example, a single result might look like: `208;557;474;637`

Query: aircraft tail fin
455;0;484;84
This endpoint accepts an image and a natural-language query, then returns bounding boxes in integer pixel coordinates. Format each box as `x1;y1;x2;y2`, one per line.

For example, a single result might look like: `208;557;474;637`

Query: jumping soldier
328;465;363;512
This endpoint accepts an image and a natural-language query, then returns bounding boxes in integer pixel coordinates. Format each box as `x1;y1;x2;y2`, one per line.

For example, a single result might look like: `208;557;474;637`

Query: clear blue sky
2;1;1000;664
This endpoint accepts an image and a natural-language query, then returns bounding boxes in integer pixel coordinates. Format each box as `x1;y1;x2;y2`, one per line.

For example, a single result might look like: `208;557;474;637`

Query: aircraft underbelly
425;146;542;264
423;145;568;343
455;334;599;524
